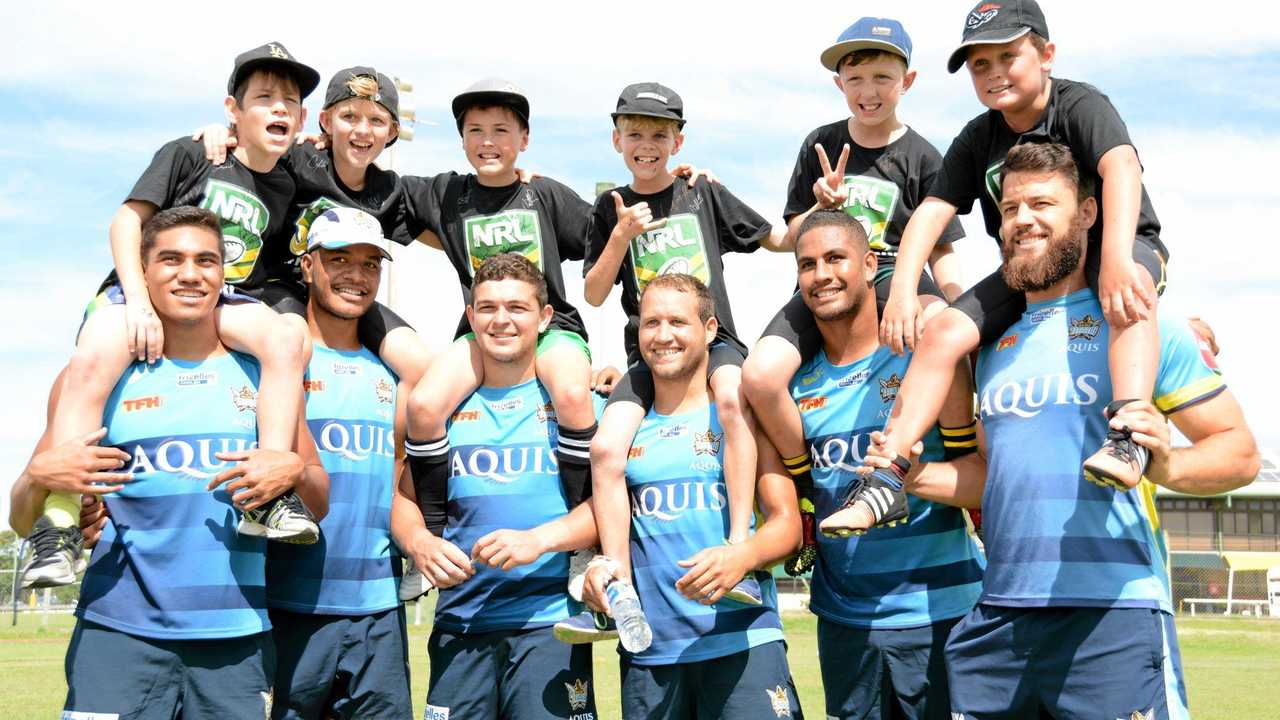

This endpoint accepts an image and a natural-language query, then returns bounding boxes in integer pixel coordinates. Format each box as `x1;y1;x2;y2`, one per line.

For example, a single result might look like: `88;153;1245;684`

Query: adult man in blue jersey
583;274;806;719
397;253;602;720
9;206;328;719
265;206;413;719
783;208;985;720
866;143;1259;720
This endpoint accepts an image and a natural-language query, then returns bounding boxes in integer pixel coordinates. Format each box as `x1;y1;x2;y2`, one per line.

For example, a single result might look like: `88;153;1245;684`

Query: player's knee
62;347;117;402
406;379;445;429
919;309;978;359
590;433;627;476
553;382;594;421
258;318;307;369
741;354;783;405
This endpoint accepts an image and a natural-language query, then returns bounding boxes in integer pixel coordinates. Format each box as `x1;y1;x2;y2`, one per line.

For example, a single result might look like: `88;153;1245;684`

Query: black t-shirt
271;143;411;285
584;179;767;358
402;174;590;340
930;78;1164;256
118;137;296;295
784;122;965;254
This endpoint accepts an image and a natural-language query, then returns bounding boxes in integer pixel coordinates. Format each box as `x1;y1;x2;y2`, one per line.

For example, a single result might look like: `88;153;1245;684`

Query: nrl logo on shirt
878;373;901;403
764;685;791;717
231;385;258;413
290;197;342;256
838;175;900;252
464;210;544;274
629;213;710;297
565;678;590;712
374;377;394;404
693;429;722;456
201;179;269;283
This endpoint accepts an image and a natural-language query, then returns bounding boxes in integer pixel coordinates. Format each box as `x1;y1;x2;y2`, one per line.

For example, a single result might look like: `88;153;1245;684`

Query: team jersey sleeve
782;131;822;223
928;118;987;215
544;178;591;262
708;181;770;253
399;172;452;241
583;192;622;284
126;137;202;209
1059;82;1137;173
915;136;967;245
1152;316;1226;415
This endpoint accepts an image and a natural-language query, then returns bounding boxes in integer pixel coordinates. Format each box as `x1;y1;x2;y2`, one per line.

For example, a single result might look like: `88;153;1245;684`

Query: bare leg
710;366;756;545
215;304;308;452
376;326;434;389
741;337;807;461
536;343;596;508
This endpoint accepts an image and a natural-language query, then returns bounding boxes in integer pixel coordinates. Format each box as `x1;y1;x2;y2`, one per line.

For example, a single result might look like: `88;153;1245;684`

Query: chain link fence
1;533;82;625
1168;533;1280;617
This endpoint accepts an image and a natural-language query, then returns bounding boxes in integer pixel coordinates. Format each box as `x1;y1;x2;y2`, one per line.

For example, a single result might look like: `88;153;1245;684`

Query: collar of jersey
1024;287;1093;313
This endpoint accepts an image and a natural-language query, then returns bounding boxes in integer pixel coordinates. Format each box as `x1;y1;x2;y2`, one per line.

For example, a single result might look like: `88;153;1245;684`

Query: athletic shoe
553;611;618;644
783;499;818;576
724;574;764;605
1083;399;1149;491
820;456;911;537
238;492;319;544
399;558;434;602
19;517;86;589
567;547;596;602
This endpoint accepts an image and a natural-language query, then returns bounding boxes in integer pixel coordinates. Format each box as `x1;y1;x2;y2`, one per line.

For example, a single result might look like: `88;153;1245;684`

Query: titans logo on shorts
976;290;1226;610
433;379;581;633
791;346;985;629
626;403;784;665
78;352;268;640
268;344;400;615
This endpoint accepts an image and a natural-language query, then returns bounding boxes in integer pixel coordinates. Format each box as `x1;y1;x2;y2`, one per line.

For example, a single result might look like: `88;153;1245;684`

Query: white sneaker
20;517;85;589
400;558;434;602
239;492;319;544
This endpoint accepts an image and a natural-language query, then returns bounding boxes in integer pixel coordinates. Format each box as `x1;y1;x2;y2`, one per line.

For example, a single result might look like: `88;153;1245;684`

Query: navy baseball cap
324;67;401;146
611;82;686;129
947;0;1050;73
821;17;913;71
227;42;320;100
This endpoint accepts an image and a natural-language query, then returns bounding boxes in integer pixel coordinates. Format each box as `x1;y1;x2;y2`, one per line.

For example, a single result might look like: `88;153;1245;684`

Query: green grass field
3;609;1278;719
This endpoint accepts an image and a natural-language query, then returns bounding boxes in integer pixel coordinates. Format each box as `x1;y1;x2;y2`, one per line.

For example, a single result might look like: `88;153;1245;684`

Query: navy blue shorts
426;625;596;720
63;618;275;720
620;640;804;720
945;604;1189;720
269;606;411;720
817;617;958;720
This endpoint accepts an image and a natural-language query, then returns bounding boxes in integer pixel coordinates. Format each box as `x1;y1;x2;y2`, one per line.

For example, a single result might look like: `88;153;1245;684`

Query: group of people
9;1;1263;718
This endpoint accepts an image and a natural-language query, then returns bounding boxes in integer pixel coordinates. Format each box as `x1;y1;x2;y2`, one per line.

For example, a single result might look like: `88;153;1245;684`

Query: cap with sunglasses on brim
947;0;1050;73
820;17;913;71
227;42;321;99
611;82;685;129
306;207;394;260
323;67;401;145
452;78;530;135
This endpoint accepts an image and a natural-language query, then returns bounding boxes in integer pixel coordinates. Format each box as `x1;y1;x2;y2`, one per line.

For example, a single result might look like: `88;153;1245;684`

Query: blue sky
2;1;1278;527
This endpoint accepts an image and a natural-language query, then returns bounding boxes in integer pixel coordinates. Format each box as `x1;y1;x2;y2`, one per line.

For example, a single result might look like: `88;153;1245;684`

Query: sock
940;421;979;460
406;435;450;537
782;453;815;507
557;422;596;508
44;492;80;529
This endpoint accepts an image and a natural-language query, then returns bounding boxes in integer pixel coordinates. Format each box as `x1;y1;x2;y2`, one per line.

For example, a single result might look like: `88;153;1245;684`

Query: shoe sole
821;516;908;539
1081;465;1138;491
21;567;77;589
723;590;763;605
399;587;431;602
238;520;320;544
553;626;618;644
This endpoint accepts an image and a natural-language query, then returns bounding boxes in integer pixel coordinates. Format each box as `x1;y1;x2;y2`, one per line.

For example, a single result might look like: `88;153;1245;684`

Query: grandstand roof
1158;449;1280;499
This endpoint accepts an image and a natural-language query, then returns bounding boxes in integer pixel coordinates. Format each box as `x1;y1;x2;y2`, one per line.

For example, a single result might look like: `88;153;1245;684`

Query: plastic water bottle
605;578;652;653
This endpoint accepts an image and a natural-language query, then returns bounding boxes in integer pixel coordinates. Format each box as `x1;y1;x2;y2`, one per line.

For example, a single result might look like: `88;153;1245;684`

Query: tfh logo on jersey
798;396;828;413
123;395;162;412
231;385;258;412
765;685;792;718
878;373;901;403
980;373;1101;419
631;480;728;521
839;175;900;252
315;420;395;462
629;213;711;297
464;210;543;274
201;179;269;284
450;444;558;484
124;436;258;479
693;429;722;456
967;3;1001;30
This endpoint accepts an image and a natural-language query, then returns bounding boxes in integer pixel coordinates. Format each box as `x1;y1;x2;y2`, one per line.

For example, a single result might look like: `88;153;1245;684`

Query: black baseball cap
452;78;530;135
611;83;685;129
323;67;401;146
946;0;1050;73
227;42;320;100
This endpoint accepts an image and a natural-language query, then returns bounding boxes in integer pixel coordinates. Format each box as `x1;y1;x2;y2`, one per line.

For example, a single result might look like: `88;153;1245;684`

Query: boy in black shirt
583;83;788;612
22;43;322;590
739;19;976;563
845;0;1168;533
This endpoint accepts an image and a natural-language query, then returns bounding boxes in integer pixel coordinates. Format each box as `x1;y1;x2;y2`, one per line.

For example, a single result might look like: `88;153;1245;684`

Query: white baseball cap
306;207;393;260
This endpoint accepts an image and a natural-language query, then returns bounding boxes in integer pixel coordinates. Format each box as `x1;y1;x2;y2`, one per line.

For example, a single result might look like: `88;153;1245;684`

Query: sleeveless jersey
78;352;267;640
433;379;580;633
791;346;985;629
976;290;1225;611
267;344;399;615
626;402;785;666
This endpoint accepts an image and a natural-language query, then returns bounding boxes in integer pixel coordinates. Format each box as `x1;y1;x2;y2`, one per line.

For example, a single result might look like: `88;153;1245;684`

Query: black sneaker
20;517;86;589
239;492;319;544
1083;399;1149;491
820;456;910;537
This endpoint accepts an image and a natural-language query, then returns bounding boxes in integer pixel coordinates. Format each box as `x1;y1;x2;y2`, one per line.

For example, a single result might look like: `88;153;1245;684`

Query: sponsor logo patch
123;395;163;412
629;213;711;297
423;705;450;720
201;179;269;284
333;362;362;376
176;371;217;386
797;396;828;413
1068;314;1102;340
996;333;1019;351
629;446;645;459
1028;306;1061;324
659;423;688;439
464;210;544;275
838;175;901;252
693;429;723;456
878;373;901;403
303;379;325;393
488;396;524;412
838;369;870;388
452;410;480;423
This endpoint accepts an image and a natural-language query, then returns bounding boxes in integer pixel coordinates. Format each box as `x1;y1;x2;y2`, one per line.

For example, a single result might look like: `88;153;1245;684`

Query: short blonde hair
614;114;681;135
345;74;381;100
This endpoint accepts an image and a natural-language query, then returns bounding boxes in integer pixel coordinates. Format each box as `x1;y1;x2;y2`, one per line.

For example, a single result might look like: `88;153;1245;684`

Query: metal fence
1;539;82;625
